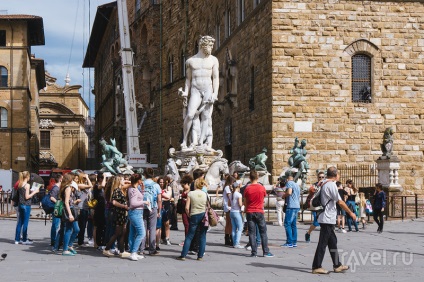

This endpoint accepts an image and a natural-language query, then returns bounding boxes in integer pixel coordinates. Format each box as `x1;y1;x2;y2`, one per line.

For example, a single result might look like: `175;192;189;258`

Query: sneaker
119;251;131;258
129;253;138;261
156;246;161;251
97;246;106;251
150;250;160;256
22;240;33;245
280;243;293;248
137;254;145;260
305;232;311;242
197;257;203;261
264;252;274;258
341;229;347;233
14;241;21;245
103;250;114;257
188;251;197;255
245;246;252;251
68;248;77;255
312;268;329;274
333;265;349;273
292;244;297;248
176;256;186;261
62;251;75;256
247;253;257;257
166;239;171;246
234;245;244;249
88;239;94;245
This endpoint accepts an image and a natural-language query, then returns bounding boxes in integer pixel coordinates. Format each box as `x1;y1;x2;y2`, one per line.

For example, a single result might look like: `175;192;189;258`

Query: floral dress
112;188;127;225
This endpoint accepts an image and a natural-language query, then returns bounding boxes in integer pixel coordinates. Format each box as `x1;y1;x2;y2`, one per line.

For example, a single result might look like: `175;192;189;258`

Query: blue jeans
128;209;145;253
181;212;207;258
246;212;269;256
15;204;31;242
63;220;80;251
230;211;243;246
284;208;299;245
346;201;359;231
54;220;64;251
51;216;61;245
312;211;320;227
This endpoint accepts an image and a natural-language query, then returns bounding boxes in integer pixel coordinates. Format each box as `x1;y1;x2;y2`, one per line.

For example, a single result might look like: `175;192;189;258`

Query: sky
0;0;112;116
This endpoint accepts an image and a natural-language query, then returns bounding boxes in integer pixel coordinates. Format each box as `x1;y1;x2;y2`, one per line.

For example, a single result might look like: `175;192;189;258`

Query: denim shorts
337;206;346;216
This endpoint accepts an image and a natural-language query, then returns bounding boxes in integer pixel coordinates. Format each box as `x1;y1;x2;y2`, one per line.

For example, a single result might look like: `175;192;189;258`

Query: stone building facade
0;15;45;172
38;73;89;170
87;0;423;193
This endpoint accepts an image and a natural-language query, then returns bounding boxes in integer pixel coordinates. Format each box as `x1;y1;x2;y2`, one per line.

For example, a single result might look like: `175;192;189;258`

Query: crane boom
116;0;140;156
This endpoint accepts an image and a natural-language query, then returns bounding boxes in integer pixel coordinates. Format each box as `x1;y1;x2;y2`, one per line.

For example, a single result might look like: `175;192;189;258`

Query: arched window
215;20;221;49
1;107;8;128
253;0;261;9
225;8;231;38
135;0;141;18
180;50;186;78
238;0;245;25
168;55;174;84
352;54;372;103
0;66;7;87
249;66;255;111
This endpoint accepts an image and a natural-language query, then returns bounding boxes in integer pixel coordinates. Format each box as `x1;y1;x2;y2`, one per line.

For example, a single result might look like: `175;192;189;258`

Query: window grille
352;54;372;103
40;131;50;149
0;107;7;128
0;66;7;87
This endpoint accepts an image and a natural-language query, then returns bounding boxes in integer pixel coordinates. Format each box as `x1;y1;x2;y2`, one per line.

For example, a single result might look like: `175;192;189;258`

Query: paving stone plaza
0;216;422;282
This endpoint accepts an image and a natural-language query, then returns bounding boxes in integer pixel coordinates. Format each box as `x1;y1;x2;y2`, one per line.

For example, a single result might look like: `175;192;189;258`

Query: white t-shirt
222;185;232;212
317;181;342;224
230;191;242;212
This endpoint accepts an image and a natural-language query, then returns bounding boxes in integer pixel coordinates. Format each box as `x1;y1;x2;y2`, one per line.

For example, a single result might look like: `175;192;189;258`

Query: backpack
365;199;373;215
53;200;64;217
12;189;19;206
302;192;314;210
310;181;331;215
41;193;55;214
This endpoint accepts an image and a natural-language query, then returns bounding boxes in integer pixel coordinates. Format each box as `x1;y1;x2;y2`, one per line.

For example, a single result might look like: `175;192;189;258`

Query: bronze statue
288;137;309;185
99;138;130;175
249;148;268;171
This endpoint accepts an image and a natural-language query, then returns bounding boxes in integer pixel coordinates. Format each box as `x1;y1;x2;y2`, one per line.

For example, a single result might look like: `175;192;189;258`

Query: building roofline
0;14;45;45
83;1;116;68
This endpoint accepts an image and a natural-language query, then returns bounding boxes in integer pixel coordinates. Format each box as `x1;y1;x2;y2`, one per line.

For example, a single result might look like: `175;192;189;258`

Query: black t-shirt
337;188;348;203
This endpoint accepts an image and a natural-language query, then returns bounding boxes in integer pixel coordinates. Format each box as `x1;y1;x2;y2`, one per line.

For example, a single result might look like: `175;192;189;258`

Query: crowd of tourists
11;166;386;274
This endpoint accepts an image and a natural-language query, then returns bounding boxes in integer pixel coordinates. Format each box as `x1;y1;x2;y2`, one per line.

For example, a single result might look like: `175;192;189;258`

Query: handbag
203;195;219;227
176;198;184;214
62;206;77;222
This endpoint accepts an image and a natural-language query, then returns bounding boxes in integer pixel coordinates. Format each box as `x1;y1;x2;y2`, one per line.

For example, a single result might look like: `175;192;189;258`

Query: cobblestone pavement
0;215;422;282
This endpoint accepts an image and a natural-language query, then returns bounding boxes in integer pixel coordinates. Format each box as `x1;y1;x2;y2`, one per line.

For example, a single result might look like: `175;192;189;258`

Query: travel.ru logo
337;249;413;272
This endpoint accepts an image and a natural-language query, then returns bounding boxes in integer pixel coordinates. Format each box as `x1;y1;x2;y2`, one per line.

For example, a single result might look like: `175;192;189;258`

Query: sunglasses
318;176;325;179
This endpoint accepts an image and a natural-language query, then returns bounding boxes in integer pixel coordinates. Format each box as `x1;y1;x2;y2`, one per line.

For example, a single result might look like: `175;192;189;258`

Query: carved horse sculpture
164;158;181;182
205;158;229;188
229;160;250;176
185;156;199;175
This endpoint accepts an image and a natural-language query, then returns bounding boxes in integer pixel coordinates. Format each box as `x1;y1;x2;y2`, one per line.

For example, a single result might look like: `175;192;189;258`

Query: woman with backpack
14;171;40;245
59;173;81;256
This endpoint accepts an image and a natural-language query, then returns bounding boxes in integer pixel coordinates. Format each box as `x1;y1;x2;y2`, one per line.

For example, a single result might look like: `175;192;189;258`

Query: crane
116;0;156;169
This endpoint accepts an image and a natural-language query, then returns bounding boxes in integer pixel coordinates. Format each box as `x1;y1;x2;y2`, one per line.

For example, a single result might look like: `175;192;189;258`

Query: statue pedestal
170;146;223;173
376;156;402;192
376;155;403;217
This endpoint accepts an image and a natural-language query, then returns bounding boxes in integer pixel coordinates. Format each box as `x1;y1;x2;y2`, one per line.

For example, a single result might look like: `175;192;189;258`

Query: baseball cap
71;181;78;190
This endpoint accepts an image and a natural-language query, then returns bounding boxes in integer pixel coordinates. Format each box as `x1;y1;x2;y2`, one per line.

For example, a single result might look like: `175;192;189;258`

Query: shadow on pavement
247;262;311;273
